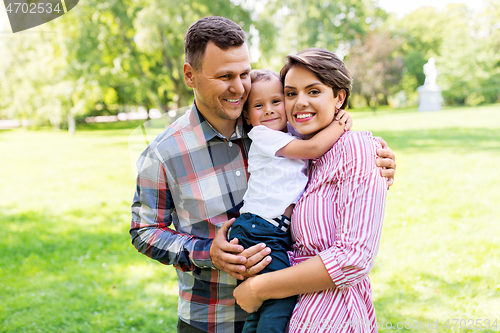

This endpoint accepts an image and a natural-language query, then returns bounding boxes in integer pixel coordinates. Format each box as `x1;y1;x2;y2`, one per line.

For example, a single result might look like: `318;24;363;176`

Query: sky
0;0;487;35
377;0;486;16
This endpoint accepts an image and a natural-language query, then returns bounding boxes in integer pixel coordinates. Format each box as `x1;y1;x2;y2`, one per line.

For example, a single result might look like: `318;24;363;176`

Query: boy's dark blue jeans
228;212;297;333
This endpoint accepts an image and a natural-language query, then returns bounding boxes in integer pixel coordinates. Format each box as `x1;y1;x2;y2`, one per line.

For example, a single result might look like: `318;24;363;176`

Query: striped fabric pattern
289;131;388;333
130;103;251;333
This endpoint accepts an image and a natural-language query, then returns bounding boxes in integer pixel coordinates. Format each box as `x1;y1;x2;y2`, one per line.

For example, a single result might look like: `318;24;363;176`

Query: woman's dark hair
184;16;247;71
280;48;352;109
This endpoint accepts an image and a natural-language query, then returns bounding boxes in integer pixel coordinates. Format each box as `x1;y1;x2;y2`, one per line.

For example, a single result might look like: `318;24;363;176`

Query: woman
233;48;388;333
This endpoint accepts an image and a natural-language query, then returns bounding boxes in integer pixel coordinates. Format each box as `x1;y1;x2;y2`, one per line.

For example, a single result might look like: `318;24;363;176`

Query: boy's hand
335;109;353;131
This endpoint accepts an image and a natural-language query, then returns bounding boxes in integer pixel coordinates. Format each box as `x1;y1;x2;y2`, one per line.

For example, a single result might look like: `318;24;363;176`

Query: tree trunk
365;95;377;113
143;103;151;127
382;94;389;106
68;113;76;135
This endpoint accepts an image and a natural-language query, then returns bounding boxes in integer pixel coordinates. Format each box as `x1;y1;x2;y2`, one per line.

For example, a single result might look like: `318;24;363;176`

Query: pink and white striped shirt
289;131;387;333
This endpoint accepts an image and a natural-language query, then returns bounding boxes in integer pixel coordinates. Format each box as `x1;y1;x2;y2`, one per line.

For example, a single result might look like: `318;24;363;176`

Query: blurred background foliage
1;0;500;130
2;2;500;332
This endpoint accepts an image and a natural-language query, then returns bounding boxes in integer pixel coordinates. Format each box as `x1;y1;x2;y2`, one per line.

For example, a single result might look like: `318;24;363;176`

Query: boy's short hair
250;69;281;84
280;48;352;109
244;69;281;112
184;16;247;71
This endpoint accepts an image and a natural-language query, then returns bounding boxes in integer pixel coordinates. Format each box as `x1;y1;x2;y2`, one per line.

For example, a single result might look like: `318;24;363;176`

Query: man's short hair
184;16;247;71
280;48;352;109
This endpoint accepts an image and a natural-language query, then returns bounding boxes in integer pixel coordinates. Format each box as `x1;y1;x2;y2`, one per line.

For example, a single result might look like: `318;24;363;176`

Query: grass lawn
354;105;500;331
1;105;499;332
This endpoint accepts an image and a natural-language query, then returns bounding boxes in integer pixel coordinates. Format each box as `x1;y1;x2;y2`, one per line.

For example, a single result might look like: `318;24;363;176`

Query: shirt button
252;224;256;228
228;141;233;147
236;171;241;177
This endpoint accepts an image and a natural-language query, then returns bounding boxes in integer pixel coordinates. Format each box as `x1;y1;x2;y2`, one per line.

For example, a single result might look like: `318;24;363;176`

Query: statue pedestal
417;85;443;111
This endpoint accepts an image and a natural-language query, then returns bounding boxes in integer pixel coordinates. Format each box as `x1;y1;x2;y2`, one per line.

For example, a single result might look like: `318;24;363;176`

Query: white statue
423;57;438;87
418;57;443;111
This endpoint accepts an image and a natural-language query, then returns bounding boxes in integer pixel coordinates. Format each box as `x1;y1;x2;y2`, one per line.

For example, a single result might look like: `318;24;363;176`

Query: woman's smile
293;112;316;122
284;66;345;138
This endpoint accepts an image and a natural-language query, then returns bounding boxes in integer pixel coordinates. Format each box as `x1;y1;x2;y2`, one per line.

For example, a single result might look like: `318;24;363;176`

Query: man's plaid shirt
130;103;251;332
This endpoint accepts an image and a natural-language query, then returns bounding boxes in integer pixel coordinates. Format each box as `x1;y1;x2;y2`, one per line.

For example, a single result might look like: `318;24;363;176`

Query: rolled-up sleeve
130;145;215;272
318;134;387;289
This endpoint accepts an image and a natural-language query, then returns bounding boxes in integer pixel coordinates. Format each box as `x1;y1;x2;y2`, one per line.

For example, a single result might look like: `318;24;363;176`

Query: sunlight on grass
0;126;178;332
1;105;500;332
353;105;500;331
121;263;179;296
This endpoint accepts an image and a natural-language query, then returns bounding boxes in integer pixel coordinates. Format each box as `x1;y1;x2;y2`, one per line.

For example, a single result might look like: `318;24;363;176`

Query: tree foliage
387;3;500;106
0;0;252;129
255;0;387;70
346;31;404;110
1;0;500;129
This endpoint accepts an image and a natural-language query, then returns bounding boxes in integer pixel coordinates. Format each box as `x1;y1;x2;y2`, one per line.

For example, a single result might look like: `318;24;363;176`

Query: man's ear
336;89;346;109
184;63;196;88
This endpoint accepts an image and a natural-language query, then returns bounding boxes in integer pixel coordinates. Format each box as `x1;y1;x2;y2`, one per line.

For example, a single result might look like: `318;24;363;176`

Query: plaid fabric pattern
130;103;251;333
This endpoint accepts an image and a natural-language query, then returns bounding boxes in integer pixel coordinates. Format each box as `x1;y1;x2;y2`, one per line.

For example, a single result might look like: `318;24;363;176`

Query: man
130;16;396;333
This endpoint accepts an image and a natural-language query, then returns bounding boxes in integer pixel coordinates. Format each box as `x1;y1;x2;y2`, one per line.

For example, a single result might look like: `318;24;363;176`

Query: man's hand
210;218;272;280
375;137;396;187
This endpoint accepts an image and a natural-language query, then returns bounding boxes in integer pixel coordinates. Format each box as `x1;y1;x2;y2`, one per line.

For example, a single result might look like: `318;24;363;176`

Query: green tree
387;7;445;103
346;31;404;110
388;3;500;106
471;0;500;104
132;0;253;108
255;0;387;70
0;0;254;130
0;2;117;129
0;32;75;128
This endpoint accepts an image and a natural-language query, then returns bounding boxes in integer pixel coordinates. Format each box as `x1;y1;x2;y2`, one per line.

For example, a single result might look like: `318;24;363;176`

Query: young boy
228;69;352;333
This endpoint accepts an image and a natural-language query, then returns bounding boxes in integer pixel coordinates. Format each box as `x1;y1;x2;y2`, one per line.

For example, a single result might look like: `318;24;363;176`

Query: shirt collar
189;101;247;144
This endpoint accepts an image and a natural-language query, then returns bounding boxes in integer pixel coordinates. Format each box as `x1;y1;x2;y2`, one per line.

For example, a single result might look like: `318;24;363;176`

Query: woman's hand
233;276;266;313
